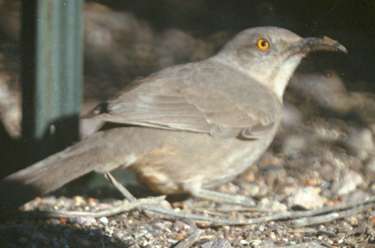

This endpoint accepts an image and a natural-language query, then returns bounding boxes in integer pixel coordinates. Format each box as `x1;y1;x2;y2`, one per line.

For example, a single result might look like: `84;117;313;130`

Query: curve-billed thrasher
0;27;346;208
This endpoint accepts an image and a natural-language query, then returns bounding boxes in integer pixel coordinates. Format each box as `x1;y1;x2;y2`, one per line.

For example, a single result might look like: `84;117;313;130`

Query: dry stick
291;204;373;227
284;196;375;218
192;208;230;217
47;193;375;226
42;196;166;218
163;198;375;226
221;200;375;226
213;206;274;213
182;198;375;226
46;194;374;226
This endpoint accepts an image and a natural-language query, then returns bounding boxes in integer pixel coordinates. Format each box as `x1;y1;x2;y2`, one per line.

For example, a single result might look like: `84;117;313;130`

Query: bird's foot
103;172;245;225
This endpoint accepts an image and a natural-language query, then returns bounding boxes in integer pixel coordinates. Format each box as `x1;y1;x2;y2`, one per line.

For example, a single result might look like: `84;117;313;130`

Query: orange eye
256;38;270;52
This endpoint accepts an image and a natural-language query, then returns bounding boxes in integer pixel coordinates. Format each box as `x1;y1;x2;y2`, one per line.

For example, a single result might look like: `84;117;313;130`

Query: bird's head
214;26;347;100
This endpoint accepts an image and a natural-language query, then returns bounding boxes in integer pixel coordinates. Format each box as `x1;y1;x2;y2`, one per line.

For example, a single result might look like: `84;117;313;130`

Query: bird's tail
0;128;135;209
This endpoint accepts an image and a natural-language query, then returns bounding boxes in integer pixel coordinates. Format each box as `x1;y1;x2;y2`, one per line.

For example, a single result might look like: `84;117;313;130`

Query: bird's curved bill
291;36;347;55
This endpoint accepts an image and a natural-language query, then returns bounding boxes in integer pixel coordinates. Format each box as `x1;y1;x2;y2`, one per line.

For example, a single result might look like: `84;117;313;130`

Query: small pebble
202;239;232;248
73;196;86;206
75;216;97;226
366;157;375;173
345;128;374;160
258;198;287;212
99;216;109;225
282;134;306;157
287;187;326;209
333;170;363;195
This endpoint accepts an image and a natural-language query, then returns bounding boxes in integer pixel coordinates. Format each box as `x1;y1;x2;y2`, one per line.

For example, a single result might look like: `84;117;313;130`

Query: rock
99;216;109;225
349;91;375;125
371;124;375;134
289;71;350;113
249;240;277;248
282;134;307;157
332;170;364;195
286;241;326;248
287;187;326;209
258;198;287;212
341;190;370;203
74;216;97;226
365;157;375;173
345;128;374;160
282;103;302;128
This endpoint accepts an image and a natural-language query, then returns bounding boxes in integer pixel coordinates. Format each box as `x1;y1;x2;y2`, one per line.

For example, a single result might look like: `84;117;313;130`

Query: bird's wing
91;62;280;139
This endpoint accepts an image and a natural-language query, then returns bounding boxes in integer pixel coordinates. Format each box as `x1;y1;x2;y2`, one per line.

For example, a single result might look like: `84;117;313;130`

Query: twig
291;204;372;227
190;207;229;217
33;196;166;218
213;206;275;213
142;206;244;225
286;196;375;218
26;195;375;226
219;196;375;226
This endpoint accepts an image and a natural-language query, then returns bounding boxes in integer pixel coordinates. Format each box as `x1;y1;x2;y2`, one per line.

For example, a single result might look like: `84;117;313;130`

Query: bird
0;26;347;209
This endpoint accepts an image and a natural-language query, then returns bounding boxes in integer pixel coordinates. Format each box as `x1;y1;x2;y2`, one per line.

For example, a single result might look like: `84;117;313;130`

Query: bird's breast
129;128;277;194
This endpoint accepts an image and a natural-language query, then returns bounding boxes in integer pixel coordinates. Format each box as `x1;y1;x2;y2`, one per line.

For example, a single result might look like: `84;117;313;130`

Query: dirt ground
0;1;375;247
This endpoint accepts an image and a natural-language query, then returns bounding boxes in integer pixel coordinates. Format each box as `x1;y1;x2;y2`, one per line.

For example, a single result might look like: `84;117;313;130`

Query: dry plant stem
192;208;229;217
291;204;373;227
288;196;375;217
144;207;242;225
213;206;274;213
231;196;375;226
39;194;375;226
39;196;166;218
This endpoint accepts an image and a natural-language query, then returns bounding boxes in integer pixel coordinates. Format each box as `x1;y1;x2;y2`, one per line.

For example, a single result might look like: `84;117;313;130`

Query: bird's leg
188;187;256;207
104;172;173;214
104;173;136;202
103;173;245;224
106;173;255;208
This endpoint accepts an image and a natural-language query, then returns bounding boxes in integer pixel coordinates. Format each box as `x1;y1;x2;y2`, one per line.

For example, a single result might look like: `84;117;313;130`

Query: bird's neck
267;56;303;100
212;54;302;101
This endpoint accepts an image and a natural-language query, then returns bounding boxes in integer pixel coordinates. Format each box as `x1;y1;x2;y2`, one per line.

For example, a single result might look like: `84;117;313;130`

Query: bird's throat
269;56;302;101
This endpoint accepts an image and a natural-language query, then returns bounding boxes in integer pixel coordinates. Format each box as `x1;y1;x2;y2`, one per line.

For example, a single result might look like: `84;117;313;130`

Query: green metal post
21;0;84;162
